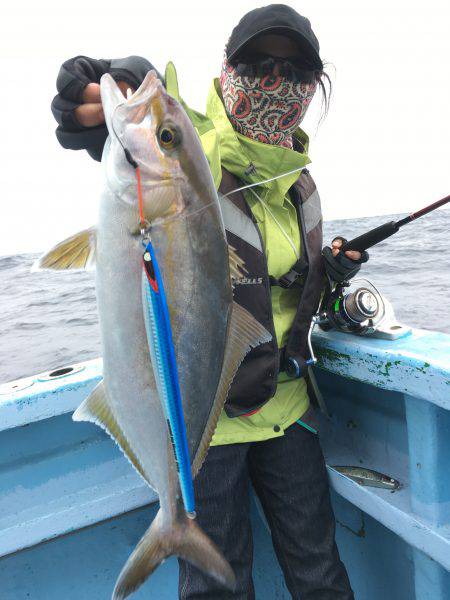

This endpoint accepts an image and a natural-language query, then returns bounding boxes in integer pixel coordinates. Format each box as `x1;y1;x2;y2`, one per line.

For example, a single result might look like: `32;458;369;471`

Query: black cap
226;4;322;70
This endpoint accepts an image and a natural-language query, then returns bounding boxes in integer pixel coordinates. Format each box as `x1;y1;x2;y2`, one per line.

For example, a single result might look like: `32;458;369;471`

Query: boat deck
1;328;449;598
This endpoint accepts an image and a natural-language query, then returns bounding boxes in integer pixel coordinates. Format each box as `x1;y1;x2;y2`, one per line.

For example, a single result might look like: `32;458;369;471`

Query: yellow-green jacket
165;67;322;446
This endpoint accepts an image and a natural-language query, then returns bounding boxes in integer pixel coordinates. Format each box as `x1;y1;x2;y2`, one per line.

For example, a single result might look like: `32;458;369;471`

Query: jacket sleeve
51;55;163;161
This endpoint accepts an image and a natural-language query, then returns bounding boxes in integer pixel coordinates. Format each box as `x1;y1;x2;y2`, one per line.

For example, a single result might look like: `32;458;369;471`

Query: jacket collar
205;79;311;205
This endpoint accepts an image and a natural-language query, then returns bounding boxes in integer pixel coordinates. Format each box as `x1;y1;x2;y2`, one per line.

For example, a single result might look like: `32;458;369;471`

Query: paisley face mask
219;55;317;149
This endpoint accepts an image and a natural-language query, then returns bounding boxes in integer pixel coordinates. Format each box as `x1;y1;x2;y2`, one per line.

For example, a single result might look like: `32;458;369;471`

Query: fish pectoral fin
73;382;147;483
112;508;235;600
32;227;96;271
192;301;272;476
227;244;248;283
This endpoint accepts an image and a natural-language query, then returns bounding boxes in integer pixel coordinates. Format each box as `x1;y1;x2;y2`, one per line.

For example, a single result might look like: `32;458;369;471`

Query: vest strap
219;194;263;252
302;189;322;234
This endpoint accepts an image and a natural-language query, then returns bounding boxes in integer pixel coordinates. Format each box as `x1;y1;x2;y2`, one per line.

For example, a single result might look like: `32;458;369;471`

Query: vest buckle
277;269;302;288
270;256;308;288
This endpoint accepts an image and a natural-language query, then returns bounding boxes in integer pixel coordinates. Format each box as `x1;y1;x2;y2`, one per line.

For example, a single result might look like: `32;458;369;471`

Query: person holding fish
51;4;366;599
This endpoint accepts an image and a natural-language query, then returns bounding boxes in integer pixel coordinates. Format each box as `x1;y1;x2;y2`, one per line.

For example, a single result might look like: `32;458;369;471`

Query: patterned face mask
219;55;317;149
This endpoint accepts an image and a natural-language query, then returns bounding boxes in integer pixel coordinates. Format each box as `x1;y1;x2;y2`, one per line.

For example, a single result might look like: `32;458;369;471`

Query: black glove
322;237;369;284
51;55;163;161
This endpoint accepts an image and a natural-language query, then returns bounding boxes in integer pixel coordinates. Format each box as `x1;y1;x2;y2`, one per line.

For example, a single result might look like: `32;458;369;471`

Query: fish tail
112;508;235;599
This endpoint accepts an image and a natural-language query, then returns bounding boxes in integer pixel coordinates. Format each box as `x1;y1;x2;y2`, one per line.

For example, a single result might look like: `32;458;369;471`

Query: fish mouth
111;70;167;141
124;70;163;108
112;71;182;183
109;70;186;223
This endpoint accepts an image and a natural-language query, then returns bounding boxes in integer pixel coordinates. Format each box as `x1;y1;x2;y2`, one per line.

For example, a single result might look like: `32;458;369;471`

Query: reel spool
319;278;411;339
321;279;385;335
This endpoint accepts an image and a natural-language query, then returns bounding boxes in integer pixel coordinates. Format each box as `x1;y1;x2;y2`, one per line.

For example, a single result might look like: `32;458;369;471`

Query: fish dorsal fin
227;244;248;283
33;227;96;271
73;382;148;484
192;302;272;476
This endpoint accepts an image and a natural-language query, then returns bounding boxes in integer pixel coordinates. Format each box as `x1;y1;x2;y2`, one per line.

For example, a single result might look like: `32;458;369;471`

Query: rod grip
341;221;399;252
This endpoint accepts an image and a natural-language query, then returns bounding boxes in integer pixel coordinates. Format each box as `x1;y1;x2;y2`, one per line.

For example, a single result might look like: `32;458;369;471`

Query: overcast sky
1;0;449;255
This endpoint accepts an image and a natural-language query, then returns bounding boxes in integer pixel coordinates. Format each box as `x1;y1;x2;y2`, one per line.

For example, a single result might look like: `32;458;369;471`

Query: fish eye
157;124;180;150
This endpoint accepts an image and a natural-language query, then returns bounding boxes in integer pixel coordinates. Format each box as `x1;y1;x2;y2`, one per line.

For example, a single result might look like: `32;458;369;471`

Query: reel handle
341;221;399;252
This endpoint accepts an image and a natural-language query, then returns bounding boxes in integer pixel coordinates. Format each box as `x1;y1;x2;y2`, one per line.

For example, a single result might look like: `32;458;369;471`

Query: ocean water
0;209;449;384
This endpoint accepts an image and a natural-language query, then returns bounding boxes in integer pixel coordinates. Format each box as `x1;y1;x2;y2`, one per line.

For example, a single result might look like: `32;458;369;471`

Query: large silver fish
36;70;271;598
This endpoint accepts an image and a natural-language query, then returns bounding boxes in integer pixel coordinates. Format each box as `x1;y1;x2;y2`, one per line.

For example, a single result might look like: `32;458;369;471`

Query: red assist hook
122;150;147;233
135;166;146;231
110;111;147;233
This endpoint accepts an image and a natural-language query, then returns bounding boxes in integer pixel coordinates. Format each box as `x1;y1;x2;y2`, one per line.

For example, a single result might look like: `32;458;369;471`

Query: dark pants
178;423;354;599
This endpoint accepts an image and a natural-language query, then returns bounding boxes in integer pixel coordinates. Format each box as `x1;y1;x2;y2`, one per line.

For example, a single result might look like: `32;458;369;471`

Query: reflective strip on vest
219;194;263;253
302;189;322;233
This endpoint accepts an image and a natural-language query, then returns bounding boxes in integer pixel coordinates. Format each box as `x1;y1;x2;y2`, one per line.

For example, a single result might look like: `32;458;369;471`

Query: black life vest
218;167;325;417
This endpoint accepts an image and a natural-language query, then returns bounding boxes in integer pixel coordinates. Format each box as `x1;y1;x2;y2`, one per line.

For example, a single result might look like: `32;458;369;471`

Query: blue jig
141;240;195;517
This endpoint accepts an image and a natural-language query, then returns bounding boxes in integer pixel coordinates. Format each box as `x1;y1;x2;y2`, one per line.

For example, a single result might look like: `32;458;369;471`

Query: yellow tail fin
112;508;235;599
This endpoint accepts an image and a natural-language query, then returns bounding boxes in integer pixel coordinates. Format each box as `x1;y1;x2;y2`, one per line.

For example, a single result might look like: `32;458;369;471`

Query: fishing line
224;165;305;260
223;166;306;197
247;187;300;260
110;103;150;234
149;199;218;230
110;103;138;168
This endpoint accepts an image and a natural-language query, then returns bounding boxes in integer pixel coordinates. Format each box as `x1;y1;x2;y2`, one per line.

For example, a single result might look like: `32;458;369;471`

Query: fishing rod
314;194;449;340
341;195;450;252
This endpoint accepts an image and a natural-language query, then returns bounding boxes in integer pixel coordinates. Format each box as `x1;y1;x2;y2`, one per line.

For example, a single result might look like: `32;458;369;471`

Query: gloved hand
322;236;369;283
51;55;162;161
